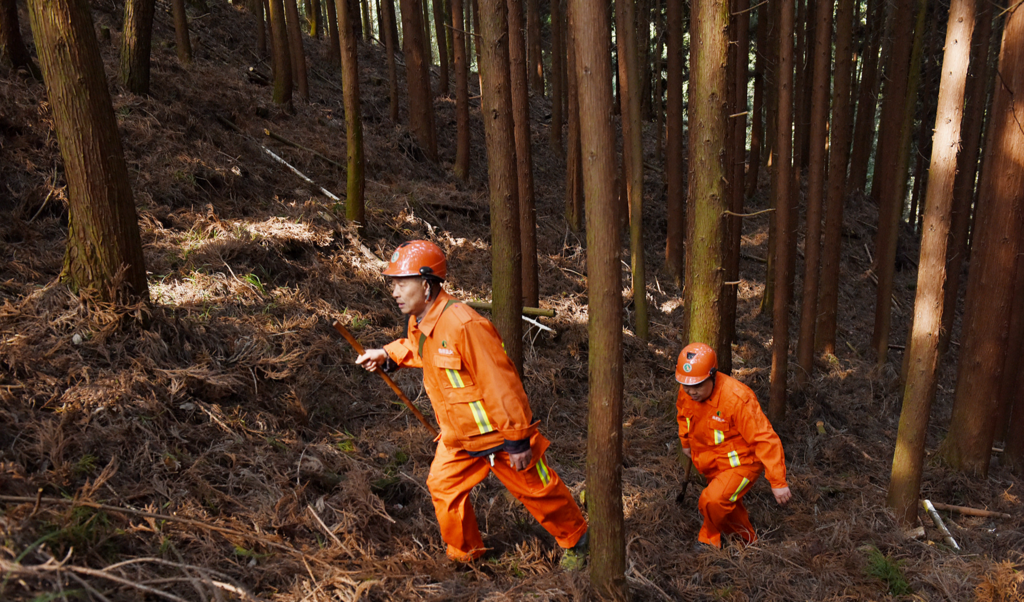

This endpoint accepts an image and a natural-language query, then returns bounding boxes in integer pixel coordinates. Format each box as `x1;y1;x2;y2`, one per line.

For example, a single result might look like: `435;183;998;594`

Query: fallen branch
922;499;961;551
264;129;344;169
724;207;775;218
929;502;1011;520
465;301;556;318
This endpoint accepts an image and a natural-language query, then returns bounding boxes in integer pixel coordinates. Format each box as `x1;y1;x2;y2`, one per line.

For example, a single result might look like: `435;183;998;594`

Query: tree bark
310;0;322;36
285;0;310;101
846;0;883;194
795;0;832;386
336;0;365;227
506;0;538;307
939;1;1024;478
1;0;41;79
616;0;647;340
940;1;993;356
421;0;433;72
526;0;543;94
170;0;192;65
745;4;764;199
362;0;372;40
664;0;684;286
255;0;268;54
120;0;156;94
549;0;563;152
452;0;471;178
768;0;793;422
269;0;294;107
432;0;449;94
478;0;524;374
684;0;727;357
382;0;400;121
995;255;1024;443
886;0;975;525
652;0;664;162
568;0;625;594
400;0;439;160
564;12;583;232
27;0;149;303
326;0;341;65
815;0;854;357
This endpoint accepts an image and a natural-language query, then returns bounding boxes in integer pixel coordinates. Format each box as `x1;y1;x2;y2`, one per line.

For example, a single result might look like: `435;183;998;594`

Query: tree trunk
758;0;778;317
791;0;806;175
526;0;543;94
616;0;647;341
567;0;625;594
421;0;433;72
255;0;268;54
472;0;483;89
27;0;149;303
549;0;563;153
310;0;322;37
795;0;832;387
452;0;471;178
170;0;192;64
336;0;365;227
939;1;1024;478
506;0;538;307
1006;369;1024;473
637;0;652;121
120;0;156;94
432;0;449;94
269;0;294;107
869;0;916;367
400;0;439;160
664;0;684;286
995;255;1024;443
886;0;975;525
361;0;372;40
940;1;993;356
285;0;310;101
846;0;883;194
768;0;793;423
564;12;583;232
478;0;524;374
684;0;727;356
652;0;664;162
815;0;854;357
326;0;341;65
745;5;764;199
1;0;41;79
382;0;400;121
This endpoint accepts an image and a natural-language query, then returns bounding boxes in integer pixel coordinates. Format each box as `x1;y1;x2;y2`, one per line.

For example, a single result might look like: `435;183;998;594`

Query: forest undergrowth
1;2;1022;600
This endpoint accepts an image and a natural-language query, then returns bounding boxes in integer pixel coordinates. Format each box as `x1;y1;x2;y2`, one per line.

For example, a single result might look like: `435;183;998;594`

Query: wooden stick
929;502;1011;520
331;321;439;437
263;129;344;169
260;147;343;202
464;301;556;318
922;499;961;551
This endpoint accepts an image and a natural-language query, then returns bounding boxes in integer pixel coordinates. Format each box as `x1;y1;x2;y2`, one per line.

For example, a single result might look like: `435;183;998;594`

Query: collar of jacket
415;289;455;338
687;372;724;409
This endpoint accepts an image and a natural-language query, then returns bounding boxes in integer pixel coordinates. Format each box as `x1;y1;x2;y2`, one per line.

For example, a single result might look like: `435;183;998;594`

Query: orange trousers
697;465;762;547
426;439;587;561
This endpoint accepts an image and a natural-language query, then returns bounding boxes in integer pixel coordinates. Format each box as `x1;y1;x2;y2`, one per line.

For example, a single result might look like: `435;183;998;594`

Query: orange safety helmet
383;240;447;280
676;342;718;385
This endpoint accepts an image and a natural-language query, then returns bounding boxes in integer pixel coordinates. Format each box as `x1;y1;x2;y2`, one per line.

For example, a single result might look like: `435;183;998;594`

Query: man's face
391;276;430;316
682;378;714;403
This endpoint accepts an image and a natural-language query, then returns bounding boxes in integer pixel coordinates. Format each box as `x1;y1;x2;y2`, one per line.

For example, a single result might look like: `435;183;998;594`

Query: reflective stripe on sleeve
536;458;551;485
468;401;495;434
685;417;691;431
729;477;751;502
728;450;741;467
445;368;466;388
714;430;724;445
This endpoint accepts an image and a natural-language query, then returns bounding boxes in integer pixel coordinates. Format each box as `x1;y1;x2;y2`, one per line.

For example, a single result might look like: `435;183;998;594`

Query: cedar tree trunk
326;0;341;65
337;0;365;225
664;0;684;286
564;13;583;232
400;0;439;160
120;0;156;94
846;0;882;194
527;0;543;94
745;4;764;198
432;0;449;94
285;0;310;101
1;0;41;79
170;0;192;64
269;0;293;106
549;0;563;152
452;0;471;178
383;0;400;121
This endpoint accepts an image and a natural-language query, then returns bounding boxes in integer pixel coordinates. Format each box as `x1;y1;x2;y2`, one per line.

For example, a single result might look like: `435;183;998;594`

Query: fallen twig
922;499;961;551
264;129;344;169
929;502;1011;520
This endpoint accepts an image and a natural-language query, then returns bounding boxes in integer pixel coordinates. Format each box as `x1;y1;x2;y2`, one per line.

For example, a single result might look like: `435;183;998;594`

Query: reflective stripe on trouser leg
491;452;587;549
697;467;761;547
426;441;494;561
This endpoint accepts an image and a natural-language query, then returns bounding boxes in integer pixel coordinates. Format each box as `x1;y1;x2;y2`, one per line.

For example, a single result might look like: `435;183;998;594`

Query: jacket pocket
444;385;498;438
434;354;476;390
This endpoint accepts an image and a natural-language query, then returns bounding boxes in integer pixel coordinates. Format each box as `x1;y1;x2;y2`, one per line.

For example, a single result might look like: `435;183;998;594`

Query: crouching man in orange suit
356;240;588;568
674;342;792;548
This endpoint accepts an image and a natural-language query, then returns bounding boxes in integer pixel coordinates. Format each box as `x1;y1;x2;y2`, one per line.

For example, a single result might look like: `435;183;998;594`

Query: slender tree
939;1;1024;477
326;0;341;65
254;0;268;55
846;0;882;194
421;0;433;71
452;0;471;178
362;0;372;39
506;0;538;307
478;0;524;373
269;0;293;107
527;0;543;94
382;0;400;121
745;4;765;198
336;0;365;227
1;0;41;79
795;0;833;386
564;14;583;232
400;0;439;160
616;0;647;340
170;0;192;64
432;0;450;94
768;0;793;422
310;0;322;36
285;0;310;101
664;0;684;286
120;0;156;94
652;0;664;162
568;0;625;593
27;0;149;302
940;1;994;356
549;0;563;152
887;0;975;524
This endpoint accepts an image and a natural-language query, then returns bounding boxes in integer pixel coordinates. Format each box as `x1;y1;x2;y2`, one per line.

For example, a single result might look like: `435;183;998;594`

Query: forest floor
1;3;1023;601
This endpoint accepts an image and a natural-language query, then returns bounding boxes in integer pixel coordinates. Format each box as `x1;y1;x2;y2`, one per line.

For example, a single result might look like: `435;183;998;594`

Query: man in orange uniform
674;342;792;548
356;241;588;567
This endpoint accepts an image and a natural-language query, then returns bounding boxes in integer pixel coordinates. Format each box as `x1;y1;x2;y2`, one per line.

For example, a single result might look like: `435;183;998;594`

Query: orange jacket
676;372;788;489
384;290;538;453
